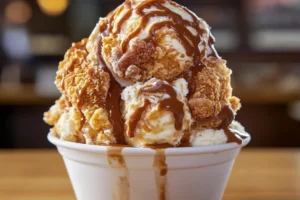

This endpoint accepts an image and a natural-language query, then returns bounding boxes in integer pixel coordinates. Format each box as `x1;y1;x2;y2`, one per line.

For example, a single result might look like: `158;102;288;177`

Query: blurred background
0;0;299;148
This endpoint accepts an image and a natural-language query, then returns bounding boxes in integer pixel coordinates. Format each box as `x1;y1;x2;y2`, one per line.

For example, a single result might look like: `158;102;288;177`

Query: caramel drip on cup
106;147;130;200
154;149;168;200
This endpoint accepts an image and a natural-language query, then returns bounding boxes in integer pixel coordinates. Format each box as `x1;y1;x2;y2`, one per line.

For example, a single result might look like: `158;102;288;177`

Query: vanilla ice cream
122;78;191;147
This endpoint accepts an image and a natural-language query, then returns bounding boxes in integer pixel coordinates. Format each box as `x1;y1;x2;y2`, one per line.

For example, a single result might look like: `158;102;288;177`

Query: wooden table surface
0;149;299;200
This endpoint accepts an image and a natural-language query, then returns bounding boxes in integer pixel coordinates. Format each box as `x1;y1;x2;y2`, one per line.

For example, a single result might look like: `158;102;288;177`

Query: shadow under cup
48;133;250;200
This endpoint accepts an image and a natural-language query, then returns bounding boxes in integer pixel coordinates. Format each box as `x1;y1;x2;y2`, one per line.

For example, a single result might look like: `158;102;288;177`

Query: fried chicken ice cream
44;0;248;147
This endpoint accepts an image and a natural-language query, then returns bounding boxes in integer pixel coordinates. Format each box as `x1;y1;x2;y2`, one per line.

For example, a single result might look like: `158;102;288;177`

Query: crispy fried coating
188;58;241;128
43;95;67;126
44;95;83;142
55;38;110;110
44;39;117;145
102;37;155;81
230;96;241;112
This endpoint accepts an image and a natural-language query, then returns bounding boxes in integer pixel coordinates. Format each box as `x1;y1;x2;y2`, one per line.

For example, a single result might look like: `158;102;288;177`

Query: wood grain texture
0;149;299;200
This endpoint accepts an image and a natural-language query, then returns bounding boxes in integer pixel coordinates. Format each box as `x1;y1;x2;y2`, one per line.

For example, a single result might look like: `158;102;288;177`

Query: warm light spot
4;0;32;24
37;0;69;16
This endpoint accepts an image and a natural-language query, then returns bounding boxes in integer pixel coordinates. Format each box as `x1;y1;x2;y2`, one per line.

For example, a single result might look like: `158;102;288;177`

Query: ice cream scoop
88;0;218;86
122;78;192;147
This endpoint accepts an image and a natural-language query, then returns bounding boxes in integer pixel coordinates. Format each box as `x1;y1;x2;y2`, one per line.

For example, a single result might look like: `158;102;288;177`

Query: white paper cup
48;133;250;200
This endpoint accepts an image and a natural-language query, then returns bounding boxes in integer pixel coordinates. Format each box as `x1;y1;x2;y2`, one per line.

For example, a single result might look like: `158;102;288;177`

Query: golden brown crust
188;98;214;119
44;39;116;144
188;58;236;128
230;96;241;112
147;30;193;81
83;107;112;131
102;37;156;82
56;39;110;110
43;96;67;126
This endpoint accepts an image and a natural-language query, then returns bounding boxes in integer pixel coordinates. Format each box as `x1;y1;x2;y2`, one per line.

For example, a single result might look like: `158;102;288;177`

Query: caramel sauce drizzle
98;39;126;144
141;81;184;131
127;99;151;137
117;0;209;63
126;80;184;138
195;105;246;144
